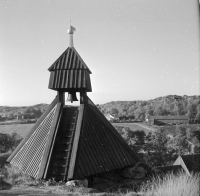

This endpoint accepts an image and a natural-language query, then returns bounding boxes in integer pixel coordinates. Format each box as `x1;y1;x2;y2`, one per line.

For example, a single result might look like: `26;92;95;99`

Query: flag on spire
68;25;76;34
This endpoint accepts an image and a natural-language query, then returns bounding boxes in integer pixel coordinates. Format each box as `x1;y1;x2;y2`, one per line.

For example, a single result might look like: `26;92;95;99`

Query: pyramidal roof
8;96;140;181
48;47;92;73
180;154;200;172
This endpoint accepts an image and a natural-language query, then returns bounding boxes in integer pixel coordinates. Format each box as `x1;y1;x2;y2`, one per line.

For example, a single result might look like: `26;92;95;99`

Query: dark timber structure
173;154;200;175
149;116;189;125
7;26;139;181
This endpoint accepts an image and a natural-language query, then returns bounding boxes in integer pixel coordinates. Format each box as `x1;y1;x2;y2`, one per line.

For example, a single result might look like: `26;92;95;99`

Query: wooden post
80;91;88;104
57;91;65;103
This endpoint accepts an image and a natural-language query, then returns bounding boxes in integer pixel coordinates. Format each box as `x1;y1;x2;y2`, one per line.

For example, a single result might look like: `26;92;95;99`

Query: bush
139;172;199;196
0;133;22;153
1;164;32;185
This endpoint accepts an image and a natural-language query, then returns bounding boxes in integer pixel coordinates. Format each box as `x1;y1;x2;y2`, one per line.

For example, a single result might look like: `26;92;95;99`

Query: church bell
66;92;78;103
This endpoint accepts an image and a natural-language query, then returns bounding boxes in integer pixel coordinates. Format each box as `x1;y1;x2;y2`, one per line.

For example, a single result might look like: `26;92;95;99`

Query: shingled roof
48;47;92;73
48;47;92;92
173;154;200;175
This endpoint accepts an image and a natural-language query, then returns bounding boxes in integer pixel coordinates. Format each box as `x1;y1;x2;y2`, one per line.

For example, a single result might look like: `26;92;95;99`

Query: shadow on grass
0;180;12;190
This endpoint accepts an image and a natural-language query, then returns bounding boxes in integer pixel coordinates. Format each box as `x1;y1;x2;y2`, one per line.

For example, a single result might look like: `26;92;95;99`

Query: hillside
0;103;48;120
0;95;199;122
98;95;200;121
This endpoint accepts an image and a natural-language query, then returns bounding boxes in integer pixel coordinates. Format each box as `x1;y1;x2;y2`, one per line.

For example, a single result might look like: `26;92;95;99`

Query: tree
169;126;190;155
195;105;200;122
0;133;22;153
109;107;119;116
186;102;197;120
127;130;146;152
134;107;145;120
6;112;14;120
127;105;137;117
143;129;174;166
116;127;146;159
145;105;153;116
173;102;184;115
153;104;163;116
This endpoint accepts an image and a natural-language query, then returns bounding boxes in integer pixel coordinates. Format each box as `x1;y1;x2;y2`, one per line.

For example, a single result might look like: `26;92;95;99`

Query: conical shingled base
8;97;140;181
67;97;140;180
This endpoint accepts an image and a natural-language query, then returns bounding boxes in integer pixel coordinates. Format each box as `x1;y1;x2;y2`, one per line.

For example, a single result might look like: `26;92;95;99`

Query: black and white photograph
0;1;199;195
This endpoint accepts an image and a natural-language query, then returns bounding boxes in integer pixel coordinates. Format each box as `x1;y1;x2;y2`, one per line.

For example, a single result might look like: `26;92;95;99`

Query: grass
0;165;199;196
0;164;33;185
0;124;34;138
135;172;200;196
112;123;153;134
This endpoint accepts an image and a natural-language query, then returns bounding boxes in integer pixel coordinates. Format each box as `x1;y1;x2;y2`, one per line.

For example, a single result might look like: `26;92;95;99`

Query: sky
0;0;199;106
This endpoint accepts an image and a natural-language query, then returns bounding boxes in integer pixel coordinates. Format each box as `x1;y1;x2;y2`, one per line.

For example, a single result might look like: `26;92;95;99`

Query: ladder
46;106;79;181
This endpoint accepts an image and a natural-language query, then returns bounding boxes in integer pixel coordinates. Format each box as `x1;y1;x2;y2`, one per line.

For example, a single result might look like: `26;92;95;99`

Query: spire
68;22;76;48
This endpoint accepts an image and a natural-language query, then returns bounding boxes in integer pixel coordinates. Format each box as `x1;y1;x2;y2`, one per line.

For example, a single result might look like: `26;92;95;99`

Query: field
112;122;157;134
0;124;34;138
1;123;199;139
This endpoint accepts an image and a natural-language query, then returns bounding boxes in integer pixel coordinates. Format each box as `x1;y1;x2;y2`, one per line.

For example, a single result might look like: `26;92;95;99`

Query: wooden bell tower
7;26;139;181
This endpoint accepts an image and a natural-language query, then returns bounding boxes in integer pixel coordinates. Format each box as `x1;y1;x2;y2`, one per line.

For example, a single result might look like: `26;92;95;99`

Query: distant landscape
0;95;200;122
0;94;199;138
0;95;200;195
0;94;199;166
97;95;200;122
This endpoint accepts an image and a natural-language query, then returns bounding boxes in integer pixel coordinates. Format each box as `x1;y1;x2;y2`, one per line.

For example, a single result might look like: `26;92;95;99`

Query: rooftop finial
68;21;76;34
68;21;76;47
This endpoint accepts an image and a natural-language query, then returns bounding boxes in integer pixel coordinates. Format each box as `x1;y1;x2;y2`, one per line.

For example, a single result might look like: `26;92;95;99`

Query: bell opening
66;92;78;103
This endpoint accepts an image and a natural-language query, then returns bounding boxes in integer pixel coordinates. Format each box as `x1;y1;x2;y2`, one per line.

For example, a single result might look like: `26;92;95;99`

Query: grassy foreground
138;172;200;196
0;164;199;196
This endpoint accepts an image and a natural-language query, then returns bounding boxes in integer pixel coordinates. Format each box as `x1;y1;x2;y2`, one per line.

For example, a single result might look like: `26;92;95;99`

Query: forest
98;95;200;121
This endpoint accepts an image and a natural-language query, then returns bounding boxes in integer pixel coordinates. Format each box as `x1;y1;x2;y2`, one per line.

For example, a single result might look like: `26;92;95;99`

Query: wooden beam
67;104;85;179
57;92;65;103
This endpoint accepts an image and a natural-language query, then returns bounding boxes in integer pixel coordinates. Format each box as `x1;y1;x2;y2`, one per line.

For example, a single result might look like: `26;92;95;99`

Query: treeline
114;125;200;167
98;95;200;121
0;104;48;121
1;95;200;122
